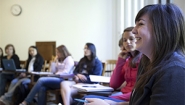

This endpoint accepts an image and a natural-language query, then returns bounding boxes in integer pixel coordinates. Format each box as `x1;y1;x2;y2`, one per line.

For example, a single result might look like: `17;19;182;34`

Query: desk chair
20;60;27;69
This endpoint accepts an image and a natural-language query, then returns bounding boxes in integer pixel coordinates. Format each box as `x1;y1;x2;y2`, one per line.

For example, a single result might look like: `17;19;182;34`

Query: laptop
2;59;16;71
2;59;26;72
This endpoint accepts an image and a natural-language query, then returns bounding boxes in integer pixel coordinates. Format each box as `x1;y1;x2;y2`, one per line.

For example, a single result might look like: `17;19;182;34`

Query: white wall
0;0;117;61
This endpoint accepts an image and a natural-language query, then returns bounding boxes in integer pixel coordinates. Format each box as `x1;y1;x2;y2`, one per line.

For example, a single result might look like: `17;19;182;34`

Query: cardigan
110;57;140;101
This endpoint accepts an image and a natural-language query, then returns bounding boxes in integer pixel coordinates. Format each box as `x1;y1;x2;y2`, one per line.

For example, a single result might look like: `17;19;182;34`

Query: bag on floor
12;82;30;105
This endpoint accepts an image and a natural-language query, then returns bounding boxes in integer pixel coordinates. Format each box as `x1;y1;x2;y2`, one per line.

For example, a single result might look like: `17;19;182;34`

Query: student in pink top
77;27;142;105
20;45;74;105
109;27;142;101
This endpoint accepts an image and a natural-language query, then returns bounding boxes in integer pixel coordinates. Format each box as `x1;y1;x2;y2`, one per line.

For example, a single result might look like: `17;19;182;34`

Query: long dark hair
56;45;71;62
84;43;96;61
134;4;185;91
0;47;3;58
123;27;142;68
78;43;97;73
27;46;41;63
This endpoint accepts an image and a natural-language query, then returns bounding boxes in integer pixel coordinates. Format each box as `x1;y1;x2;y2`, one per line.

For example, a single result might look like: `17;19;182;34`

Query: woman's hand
119;48;129;59
74;75;80;83
77;74;87;82
53;55;58;63
84;98;109;105
19;73;26;78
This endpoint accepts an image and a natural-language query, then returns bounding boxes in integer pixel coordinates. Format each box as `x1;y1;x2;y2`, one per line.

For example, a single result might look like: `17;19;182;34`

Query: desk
28;72;53;85
29;72;74;84
1;69;26;73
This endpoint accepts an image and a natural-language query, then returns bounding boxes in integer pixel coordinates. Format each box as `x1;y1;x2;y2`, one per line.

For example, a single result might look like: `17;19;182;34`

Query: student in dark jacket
0;44;21;96
24;46;44;81
1;44;21;69
0;46;44;105
0;47;3;68
60;43;103;105
84;3;185;105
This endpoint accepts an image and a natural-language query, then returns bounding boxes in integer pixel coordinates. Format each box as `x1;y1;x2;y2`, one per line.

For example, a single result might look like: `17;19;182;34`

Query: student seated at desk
77;27;142;105
0;44;21;96
20;45;74;105
0;47;3;68
60;43;103;105
0;46;44;105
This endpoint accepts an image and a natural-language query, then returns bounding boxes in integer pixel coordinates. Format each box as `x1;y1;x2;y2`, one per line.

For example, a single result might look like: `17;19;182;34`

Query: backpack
12;82;30;105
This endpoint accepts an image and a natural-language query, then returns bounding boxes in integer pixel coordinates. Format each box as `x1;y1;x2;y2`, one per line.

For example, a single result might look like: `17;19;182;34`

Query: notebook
72;83;114;92
89;75;111;83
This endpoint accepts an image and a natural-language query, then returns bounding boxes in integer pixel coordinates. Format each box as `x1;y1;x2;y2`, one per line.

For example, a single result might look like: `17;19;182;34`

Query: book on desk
72;83;114;92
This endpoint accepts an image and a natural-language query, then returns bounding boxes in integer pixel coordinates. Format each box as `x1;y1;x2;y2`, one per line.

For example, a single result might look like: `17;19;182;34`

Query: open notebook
72;83;114;92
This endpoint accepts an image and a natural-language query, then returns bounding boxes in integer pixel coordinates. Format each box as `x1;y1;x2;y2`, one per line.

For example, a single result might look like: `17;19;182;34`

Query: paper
72;83;114;92
89;75;110;83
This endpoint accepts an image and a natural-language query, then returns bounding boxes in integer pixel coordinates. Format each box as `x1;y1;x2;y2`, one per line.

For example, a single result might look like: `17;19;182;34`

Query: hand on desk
77;74;87;82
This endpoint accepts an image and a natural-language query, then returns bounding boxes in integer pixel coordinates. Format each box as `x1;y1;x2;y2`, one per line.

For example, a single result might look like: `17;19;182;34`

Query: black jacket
25;54;44;72
25;54;44;81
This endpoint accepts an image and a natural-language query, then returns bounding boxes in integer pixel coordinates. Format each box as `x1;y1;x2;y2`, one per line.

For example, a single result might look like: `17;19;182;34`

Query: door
36;41;56;61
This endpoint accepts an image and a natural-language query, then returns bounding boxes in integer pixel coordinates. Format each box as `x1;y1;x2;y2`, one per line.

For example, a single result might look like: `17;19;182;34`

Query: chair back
103;60;117;77
20;60;27;69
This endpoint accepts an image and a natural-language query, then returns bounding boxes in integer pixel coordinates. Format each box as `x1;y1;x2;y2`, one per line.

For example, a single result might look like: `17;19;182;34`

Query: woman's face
84;45;91;57
5;46;14;56
122;31;137;52
132;14;154;58
29;47;37;57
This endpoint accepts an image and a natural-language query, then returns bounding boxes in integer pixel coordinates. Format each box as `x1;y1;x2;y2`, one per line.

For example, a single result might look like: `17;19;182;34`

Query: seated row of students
0;42;103;105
